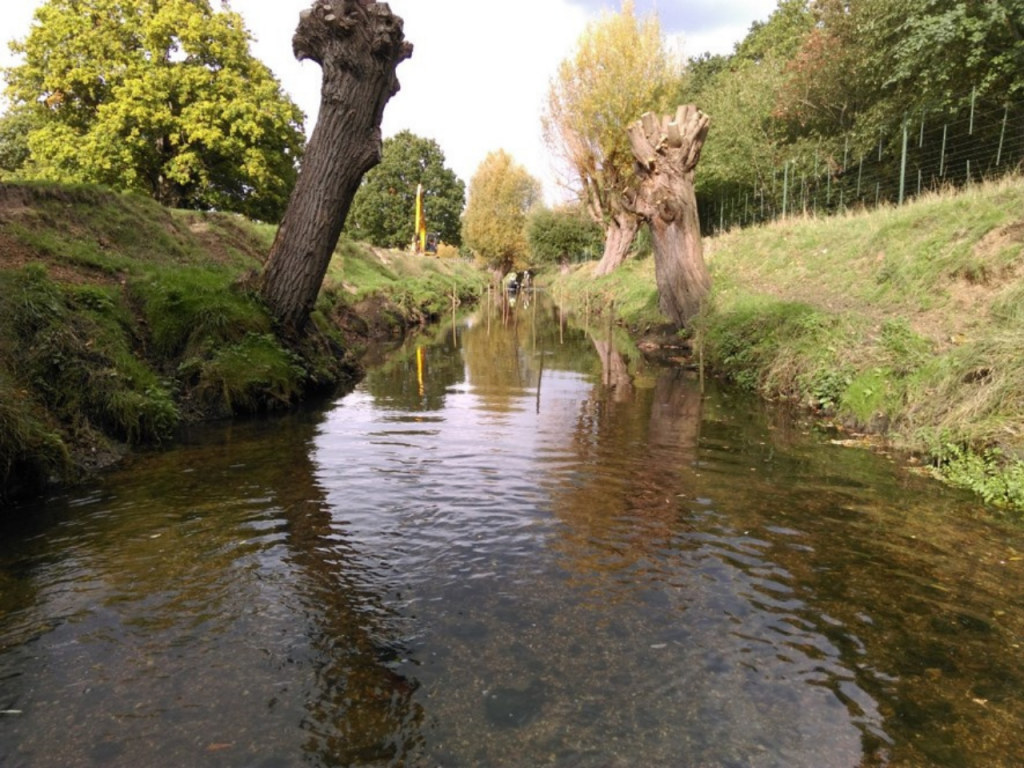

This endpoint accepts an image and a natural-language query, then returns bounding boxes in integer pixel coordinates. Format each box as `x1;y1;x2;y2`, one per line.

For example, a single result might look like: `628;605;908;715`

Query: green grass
548;175;1024;514
0;182;485;507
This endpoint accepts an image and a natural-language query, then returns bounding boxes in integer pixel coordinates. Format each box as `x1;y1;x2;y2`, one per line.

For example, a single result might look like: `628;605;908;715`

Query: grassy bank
549;176;1024;513
0;182;486;507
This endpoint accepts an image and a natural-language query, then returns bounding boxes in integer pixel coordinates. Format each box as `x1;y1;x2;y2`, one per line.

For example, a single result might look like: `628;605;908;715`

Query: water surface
1;294;1022;767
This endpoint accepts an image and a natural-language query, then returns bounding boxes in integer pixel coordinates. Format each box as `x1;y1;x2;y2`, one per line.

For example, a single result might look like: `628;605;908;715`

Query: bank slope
553;176;1024;513
0;182;486;508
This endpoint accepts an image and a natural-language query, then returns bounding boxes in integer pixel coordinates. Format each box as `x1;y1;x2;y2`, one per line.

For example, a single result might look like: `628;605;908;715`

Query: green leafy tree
462;150;540;277
543;0;680;275
3;0;305;221
0;104;41;177
346;130;465;249
527;204;604;268
776;0;1024;151
677;1;812;198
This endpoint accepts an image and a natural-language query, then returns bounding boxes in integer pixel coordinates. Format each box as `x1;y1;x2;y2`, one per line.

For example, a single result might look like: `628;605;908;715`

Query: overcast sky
1;0;778;203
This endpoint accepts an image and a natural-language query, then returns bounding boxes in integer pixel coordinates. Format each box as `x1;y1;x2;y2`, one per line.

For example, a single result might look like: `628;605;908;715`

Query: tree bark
594;206;640;276
259;0;412;336
627;105;711;328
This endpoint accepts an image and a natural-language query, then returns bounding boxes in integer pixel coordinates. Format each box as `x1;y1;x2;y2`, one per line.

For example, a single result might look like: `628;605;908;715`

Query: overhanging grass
128;267;272;358
0;265;180;446
1;181;488;506
323;237;489;320
548;176;1024;513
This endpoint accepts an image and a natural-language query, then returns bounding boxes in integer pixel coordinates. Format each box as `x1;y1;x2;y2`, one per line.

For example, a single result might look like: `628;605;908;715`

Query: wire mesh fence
698;87;1024;235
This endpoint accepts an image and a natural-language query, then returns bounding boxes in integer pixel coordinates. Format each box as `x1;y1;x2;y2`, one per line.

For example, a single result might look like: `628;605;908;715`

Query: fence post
996;103;1009;166
899;116;909;205
940;123;948;177
969;87;977;135
857;157;863;198
782;161;789;219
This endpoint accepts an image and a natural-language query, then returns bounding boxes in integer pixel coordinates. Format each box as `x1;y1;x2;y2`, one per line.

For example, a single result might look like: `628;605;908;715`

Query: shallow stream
1;293;1022;767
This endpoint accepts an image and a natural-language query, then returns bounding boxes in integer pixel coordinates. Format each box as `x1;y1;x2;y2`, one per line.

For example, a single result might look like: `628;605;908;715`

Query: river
1;292;1022;767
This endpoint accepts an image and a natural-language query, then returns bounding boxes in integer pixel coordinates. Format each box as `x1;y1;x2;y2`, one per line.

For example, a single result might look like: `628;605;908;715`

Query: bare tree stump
627;105;711;328
259;0;412;336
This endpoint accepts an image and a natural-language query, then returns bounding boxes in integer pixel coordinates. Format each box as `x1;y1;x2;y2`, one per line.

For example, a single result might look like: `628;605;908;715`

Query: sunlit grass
548;174;1024;512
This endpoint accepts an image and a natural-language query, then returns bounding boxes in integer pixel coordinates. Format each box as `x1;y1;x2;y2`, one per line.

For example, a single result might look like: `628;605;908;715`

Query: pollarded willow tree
259;0;412;336
627;105;711;328
543;0;679;275
3;0;305;222
462;150;540;278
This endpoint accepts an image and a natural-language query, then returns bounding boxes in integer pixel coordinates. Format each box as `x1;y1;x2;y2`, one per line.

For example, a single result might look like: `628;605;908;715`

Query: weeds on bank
323;237;489;321
547;176;1024;513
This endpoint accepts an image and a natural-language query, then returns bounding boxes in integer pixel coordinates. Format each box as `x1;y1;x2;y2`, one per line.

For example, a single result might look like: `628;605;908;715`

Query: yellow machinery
413;183;427;254
412;183;438;254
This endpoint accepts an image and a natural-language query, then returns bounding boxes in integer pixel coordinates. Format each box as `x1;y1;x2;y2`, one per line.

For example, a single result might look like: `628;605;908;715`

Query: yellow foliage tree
543;0;679;275
462;150;540;278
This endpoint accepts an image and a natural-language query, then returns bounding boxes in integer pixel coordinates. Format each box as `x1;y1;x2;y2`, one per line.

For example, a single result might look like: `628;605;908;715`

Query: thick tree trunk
627;105;711;328
259;1;412;336
594;209;640;276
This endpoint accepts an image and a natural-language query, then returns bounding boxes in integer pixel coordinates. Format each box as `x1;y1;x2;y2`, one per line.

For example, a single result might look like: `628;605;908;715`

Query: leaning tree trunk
627;105;711;328
594;206;641;276
259;0;412;336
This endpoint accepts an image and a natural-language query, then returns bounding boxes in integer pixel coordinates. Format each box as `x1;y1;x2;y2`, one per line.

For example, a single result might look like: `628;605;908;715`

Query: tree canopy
543;0;679;272
3;0;305;222
527;204;603;268
462;150;540;276
345;130;465;250
676;0;1024;226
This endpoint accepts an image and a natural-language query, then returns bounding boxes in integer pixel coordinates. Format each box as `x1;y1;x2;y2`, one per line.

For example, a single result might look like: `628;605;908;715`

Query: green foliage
0;265;180;444
324;236;487;317
842;369;892;425
732;0;813;64
0;104;43;177
129;267;272;358
527;204;604;266
543;0;679;227
699;296;853;406
0;181;484;504
193;333;306;413
462;150;540;275
932;443;1024;512
346;130;465;249
685;0;1024;219
879;317;932;375
0;370;71;499
4;0;305;220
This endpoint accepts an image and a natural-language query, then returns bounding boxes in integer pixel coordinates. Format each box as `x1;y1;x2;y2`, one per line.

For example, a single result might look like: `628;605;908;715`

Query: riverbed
1;293;1021;767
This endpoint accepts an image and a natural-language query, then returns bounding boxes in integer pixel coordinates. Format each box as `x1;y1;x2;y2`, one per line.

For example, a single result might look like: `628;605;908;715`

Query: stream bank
0;182;486;511
548;176;1024;516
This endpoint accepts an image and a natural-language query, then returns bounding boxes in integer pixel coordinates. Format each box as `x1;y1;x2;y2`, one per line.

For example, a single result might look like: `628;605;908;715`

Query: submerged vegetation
0;182;486;508
550;176;1024;514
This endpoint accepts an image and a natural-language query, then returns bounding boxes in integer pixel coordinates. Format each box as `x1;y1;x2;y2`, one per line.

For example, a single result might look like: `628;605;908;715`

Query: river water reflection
1;293;1022;767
